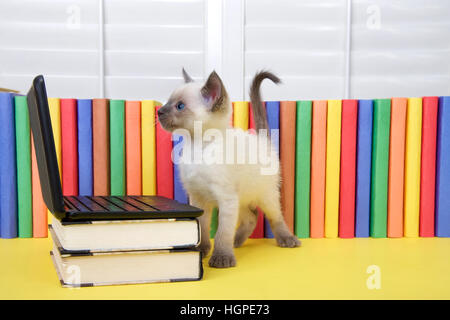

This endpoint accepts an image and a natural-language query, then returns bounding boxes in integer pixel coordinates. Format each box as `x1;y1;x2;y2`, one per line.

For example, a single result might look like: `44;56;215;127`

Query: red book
419;97;438;237
155;106;173;199
249;103;264;238
339;99;358;238
60;99;78;196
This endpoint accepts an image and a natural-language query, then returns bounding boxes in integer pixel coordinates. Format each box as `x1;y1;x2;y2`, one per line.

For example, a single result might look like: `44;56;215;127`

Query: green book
295;100;312;238
14;96;33;238
210;208;218;238
110;100;126;196
370;99;391;238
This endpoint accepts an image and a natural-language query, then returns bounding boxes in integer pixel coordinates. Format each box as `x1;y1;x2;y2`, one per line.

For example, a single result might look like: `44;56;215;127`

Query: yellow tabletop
1;237;449;299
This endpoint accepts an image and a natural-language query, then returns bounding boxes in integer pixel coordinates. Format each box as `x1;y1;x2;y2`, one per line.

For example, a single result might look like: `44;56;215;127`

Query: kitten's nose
157;108;165;117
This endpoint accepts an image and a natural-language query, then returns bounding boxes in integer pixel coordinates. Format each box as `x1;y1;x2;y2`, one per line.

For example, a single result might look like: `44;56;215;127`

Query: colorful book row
216;98;450;239
0;96;191;238
0;94;449;238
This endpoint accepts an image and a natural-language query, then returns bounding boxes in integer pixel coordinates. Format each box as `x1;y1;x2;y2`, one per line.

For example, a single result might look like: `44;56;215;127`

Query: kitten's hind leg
259;194;301;248
234;205;258;248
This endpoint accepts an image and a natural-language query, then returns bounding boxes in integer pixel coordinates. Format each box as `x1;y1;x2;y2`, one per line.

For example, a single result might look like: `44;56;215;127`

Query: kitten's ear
201;71;227;112
182;68;194;83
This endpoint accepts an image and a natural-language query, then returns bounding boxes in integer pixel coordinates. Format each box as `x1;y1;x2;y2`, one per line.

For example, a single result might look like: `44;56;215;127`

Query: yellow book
141;100;160;195
404;98;422;237
233;101;249;130
48;98;61;224
325;100;342;238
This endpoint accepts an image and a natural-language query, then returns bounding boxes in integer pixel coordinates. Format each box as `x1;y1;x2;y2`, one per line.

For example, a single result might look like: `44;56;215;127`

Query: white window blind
0;0;100;98
351;0;450;99
244;0;348;101
0;0;449;101
103;0;205;101
0;0;205;101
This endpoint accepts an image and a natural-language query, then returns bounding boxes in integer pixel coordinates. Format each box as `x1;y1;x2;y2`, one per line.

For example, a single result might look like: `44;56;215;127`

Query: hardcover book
264;101;280;238
248;102;264;239
339;99;357;238
404;98;422;237
155;105;174;199
125;101;142;196
31;138;48;237
60;99;78;196
280;101;296;233
370;99;391;238
419;97;438;237
435;96;450;237
50;218;200;252
92;99;110;196
325;100;342;238
77;99;93;196
15;96;33;238
141;100;159;196
173;134;188;204
295;100;311;238
355;100;373;237
0;92;17;238
110;100;126;196
48;97;62;224
50;240;202;287
310;100;327;238
387;98;407;238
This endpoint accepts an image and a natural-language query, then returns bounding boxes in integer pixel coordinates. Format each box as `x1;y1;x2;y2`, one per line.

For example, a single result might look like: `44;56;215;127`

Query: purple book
355;100;373;237
435;96;450;237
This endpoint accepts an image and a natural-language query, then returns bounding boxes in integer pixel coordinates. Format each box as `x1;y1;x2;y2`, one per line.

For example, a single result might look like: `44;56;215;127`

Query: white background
0;0;449;102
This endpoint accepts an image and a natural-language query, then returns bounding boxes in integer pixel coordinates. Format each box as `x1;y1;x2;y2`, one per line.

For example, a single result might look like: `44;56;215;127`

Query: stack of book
2;89;450;241
49;201;203;287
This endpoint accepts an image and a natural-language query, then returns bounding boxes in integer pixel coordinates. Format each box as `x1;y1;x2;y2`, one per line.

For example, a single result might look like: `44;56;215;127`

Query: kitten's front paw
276;234;301;248
208;252;236;268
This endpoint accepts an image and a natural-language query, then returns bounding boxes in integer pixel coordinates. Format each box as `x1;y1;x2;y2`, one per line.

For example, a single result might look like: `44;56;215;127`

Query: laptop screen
27;75;65;216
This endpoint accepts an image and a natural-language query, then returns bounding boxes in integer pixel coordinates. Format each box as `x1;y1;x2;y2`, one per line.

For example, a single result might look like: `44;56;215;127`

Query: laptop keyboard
63;196;159;213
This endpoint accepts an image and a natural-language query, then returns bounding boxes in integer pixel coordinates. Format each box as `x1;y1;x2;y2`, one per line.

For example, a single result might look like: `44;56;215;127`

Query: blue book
264;101;280;238
355;100;373;237
436;96;450;237
173;134;188;204
77;99;93;196
0;92;18;238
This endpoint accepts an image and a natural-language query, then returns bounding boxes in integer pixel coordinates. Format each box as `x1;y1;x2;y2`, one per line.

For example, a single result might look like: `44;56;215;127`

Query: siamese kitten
158;69;300;268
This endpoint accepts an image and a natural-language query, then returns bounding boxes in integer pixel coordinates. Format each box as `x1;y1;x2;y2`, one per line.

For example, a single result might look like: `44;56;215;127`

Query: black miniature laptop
27;75;202;222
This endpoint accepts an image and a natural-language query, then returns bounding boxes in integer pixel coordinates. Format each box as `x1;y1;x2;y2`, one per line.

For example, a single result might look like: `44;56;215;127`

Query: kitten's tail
249;70;281;133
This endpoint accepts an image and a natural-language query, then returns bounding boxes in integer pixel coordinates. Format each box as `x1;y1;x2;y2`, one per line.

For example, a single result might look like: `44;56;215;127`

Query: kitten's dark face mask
158;100;189;131
157;103;174;131
157;69;230;133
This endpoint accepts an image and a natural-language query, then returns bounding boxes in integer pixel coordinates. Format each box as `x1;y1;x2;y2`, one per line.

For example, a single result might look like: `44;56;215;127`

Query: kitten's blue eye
176;102;185;111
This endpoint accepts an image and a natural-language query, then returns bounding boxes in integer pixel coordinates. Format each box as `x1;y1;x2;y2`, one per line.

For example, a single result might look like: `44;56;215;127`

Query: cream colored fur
158;70;300;268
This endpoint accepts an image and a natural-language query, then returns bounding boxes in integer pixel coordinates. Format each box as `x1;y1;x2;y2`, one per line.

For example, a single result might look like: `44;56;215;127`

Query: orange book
310;100;327;238
31;137;47;237
92;99;110;196
280;101;296;233
125;101;142;195
387;98;407;237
